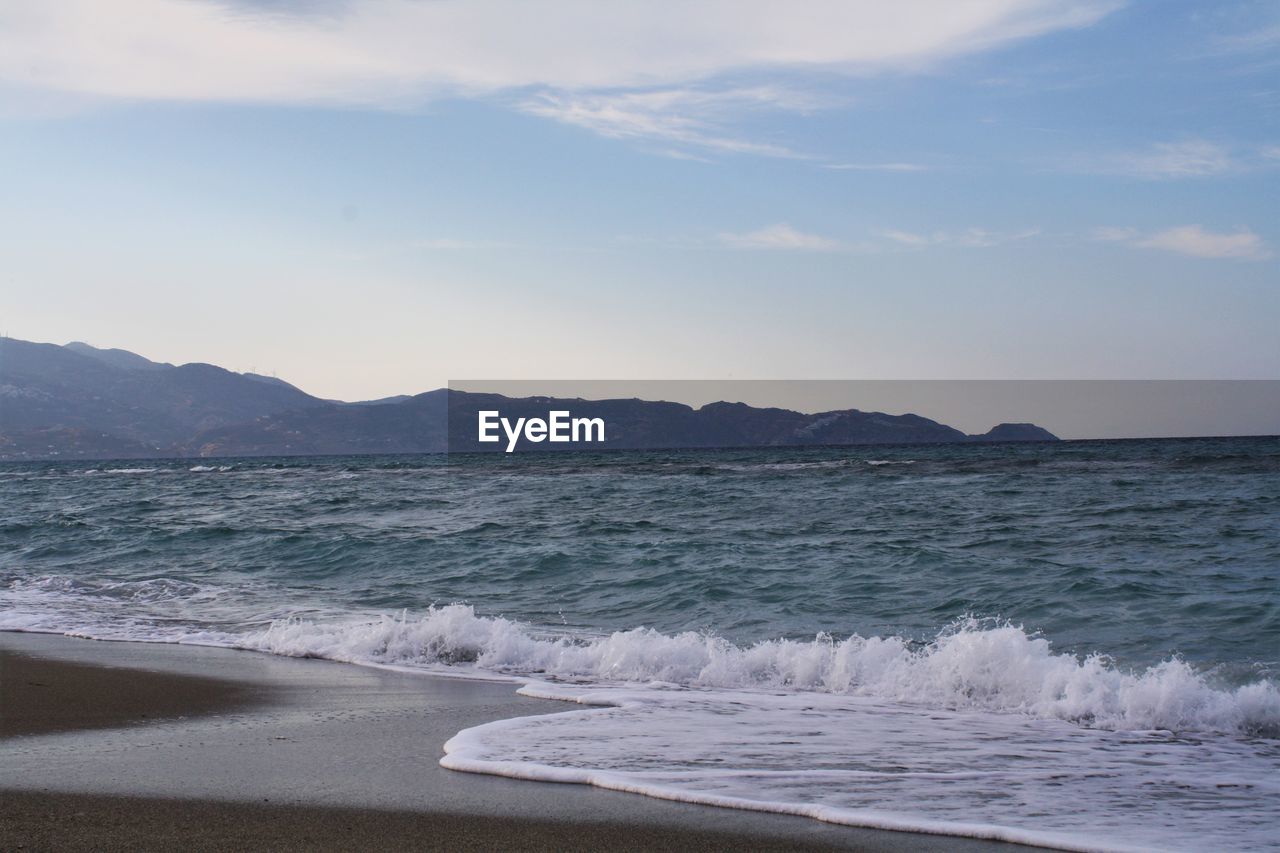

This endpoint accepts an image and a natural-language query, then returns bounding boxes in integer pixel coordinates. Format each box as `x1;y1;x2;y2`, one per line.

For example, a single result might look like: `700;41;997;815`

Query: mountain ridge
0;337;1059;460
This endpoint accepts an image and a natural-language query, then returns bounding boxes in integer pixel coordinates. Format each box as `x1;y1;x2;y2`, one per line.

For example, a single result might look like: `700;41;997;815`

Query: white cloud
717;223;1042;252
0;1;1123;160
1101;140;1235;179
1095;225;1271;261
825;162;930;172
1092;226;1138;243
519;88;813;158
879;227;1040;248
718;224;842;251
1080;140;1280;180
1211;23;1280;54
879;229;932;246
0;1;1119;108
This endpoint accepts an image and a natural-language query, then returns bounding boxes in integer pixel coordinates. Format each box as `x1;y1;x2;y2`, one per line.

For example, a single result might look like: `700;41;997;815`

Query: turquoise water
2;437;1278;850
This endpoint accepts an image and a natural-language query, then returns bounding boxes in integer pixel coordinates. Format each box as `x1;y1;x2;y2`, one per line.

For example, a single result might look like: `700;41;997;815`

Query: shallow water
2;437;1278;850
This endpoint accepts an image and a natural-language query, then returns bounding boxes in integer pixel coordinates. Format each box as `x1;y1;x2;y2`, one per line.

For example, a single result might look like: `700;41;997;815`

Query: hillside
0;337;1059;460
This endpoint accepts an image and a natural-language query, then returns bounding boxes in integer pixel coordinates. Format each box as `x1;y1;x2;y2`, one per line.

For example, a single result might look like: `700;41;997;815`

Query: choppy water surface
2;438;1278;851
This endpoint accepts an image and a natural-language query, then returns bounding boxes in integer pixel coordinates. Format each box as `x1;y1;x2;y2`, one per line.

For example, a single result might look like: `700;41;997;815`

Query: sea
2;437;1278;852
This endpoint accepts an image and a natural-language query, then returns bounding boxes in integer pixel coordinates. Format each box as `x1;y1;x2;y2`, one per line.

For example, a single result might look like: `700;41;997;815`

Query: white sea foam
443;684;1280;852
189;464;234;472
1;575;277;645
4;582;1275;736
5;582;1278;851
239;607;1280;848
242;606;1279;736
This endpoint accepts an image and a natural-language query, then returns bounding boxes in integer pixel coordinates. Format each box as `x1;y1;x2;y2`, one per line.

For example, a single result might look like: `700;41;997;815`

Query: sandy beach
0;632;1051;852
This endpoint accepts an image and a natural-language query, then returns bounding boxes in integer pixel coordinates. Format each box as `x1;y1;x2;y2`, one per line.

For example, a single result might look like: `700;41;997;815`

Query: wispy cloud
519;88;814;159
1095;225;1272;261
1079;139;1280;180
825;162;930;172
0;1;1120;108
0;0;1120;162
1209;22;1280;55
878;227;1041;248
718;224;843;251
716;224;1041;252
1103;140;1236;179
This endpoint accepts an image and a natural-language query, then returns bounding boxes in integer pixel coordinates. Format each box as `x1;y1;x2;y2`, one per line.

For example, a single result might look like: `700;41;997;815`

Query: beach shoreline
0;631;1046;852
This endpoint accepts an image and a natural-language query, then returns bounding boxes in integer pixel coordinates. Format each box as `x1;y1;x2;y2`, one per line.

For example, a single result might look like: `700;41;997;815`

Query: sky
1;0;1277;402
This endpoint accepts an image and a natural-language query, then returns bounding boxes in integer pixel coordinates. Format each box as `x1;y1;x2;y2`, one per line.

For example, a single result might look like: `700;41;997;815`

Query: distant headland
0;337;1057;461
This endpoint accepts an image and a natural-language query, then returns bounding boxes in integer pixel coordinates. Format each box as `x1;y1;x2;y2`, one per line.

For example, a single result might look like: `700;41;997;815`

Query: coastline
0;632;1047;852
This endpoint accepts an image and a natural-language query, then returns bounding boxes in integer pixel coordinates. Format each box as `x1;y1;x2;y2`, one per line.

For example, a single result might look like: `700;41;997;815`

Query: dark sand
0;633;1043;852
1;651;258;738
2;789;870;852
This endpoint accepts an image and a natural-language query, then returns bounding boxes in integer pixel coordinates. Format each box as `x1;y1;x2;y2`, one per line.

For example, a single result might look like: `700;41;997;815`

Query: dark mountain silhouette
340;394;414;406
65;341;172;371
241;372;312;395
185;391;985;456
973;423;1060;442
0;337;1058;460
190;389;451;457
0;337;327;459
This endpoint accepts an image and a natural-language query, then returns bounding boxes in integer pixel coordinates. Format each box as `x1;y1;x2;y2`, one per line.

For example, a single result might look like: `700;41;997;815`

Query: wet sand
1;650;259;738
0;632;1043;852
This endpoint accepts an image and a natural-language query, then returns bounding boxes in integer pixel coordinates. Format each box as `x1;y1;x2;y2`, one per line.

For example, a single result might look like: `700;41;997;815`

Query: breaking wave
244;605;1279;736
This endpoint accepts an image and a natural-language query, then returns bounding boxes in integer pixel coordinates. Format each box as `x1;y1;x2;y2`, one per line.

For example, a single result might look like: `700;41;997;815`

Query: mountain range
0;337;1057;460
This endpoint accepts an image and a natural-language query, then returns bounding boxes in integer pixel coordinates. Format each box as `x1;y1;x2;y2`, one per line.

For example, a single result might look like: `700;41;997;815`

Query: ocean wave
5;572;1274;736
0;574;275;643
4;592;1276;850
442;680;1280;853
6;574;211;602
243;606;1279;736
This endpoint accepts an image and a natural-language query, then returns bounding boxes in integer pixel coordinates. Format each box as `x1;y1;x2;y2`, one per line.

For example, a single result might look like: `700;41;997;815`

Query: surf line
478;410;605;452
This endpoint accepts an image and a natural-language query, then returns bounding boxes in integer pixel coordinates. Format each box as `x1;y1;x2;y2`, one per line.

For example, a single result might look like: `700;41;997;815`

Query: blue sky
1;0;1277;400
